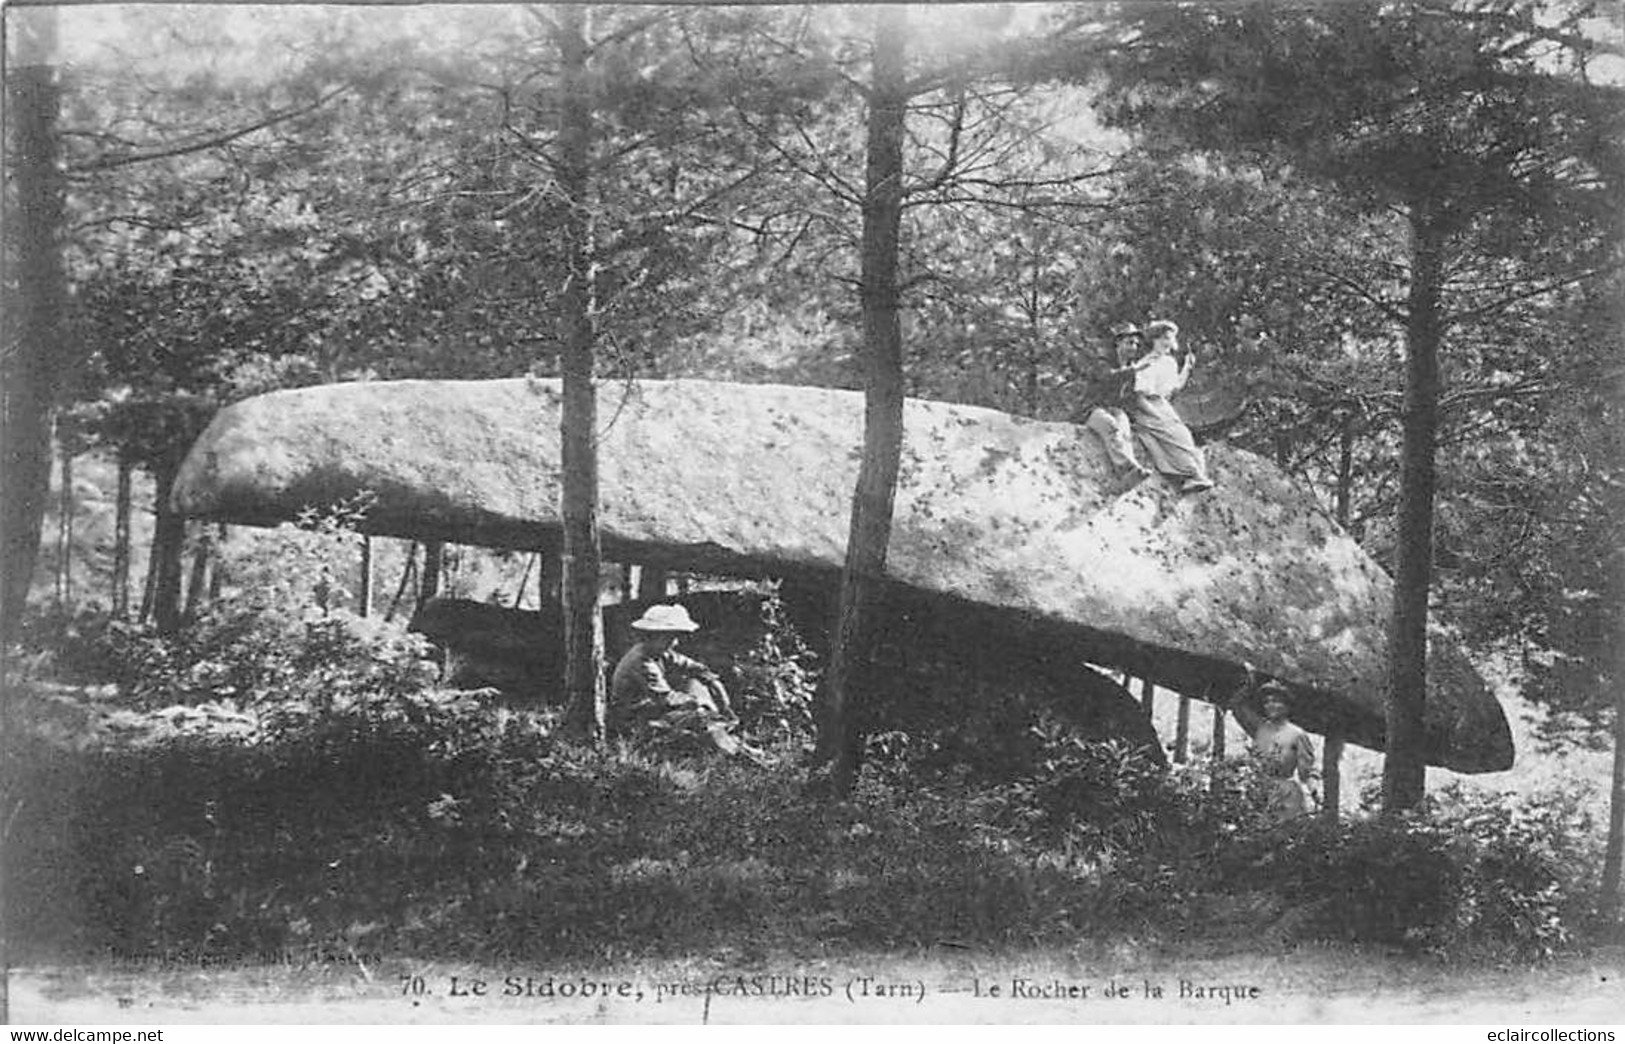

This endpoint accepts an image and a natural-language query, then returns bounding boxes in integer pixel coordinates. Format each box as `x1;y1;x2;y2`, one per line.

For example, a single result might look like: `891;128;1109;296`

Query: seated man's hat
1109;321;1143;338
631;604;701;633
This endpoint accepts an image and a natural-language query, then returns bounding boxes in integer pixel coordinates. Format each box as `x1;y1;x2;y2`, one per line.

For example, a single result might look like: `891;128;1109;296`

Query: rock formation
173;377;1514;772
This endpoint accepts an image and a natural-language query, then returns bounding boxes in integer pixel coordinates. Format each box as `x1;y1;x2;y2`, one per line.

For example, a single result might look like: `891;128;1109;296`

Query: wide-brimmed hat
1109;321;1143;339
1144;319;1180;340
1259;679;1292;704
630;604;700;632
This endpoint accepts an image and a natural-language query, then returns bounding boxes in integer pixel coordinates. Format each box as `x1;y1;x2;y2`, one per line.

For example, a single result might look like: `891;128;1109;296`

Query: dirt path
10;944;1623;1024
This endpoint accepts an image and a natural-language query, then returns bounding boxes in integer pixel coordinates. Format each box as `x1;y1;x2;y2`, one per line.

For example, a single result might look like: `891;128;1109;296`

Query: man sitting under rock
610;603;768;764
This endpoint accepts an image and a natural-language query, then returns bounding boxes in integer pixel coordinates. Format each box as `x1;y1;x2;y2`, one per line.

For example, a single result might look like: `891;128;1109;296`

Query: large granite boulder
173;377;1513;772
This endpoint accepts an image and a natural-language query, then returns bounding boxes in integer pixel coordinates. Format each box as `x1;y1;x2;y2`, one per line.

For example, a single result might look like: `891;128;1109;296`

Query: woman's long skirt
1131;393;1210;482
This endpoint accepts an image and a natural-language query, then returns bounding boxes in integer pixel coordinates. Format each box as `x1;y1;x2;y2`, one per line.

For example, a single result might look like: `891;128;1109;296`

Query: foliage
8;0;1621;970
726;589;820;746
1238;783;1599;959
1083;2;1625;653
33;3;1625;671
1096;0;1624;233
996;728;1170;858
3;696;1053;960
4;683;546;961
862;668;1053;786
1081;0;1625;812
9;496;435;711
1487;281;1625;745
5;629;1608;966
16;599;436;717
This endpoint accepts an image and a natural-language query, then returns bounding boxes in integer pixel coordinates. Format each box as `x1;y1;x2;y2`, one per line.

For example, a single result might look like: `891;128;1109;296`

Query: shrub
75;607;437;712
1431;783;1597;958
9;687;1604;965
1247;783;1600;959
1264;814;1466;949
5;683;559;962
726;588;819;747
1158;754;1275;853
6;701;1131;962
1001;723;1171;858
7;547;1604;966
866;677;1052;785
12;497;439;713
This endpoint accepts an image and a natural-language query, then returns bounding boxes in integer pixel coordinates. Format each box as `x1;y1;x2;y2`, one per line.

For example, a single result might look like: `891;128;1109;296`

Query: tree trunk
1601;681;1625;921
512;552;537;609
556;3;606;741
207;524;227;602
112;452;133;617
1;13;65;641
182;525;210;622
138;530;157;623
1174;694;1191;763
54;444;73;605
817;5;909;796
1209;704;1228;795
419;540;443;608
358;535;373;618
1382;212;1446;816
1023;274;1041;413
1335;411;1354;530
1323;415;1353;822
150;458;186;635
0;25;59;1016
1140;677;1155;719
1322;733;1344;823
637;565;669;602
541;549;564;605
385;542;418;622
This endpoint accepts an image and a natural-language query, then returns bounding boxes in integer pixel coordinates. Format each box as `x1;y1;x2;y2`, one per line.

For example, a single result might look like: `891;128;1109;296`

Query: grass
4;579;1617;1029
5;673;1608;974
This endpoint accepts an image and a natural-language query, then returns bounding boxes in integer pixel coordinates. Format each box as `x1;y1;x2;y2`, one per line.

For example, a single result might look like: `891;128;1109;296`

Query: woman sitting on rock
1124;319;1214;493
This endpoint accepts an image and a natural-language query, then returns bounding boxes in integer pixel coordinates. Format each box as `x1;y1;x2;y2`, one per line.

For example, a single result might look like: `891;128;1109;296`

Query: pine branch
1296;259;1407;324
68;86;351;175
1444;261;1624;325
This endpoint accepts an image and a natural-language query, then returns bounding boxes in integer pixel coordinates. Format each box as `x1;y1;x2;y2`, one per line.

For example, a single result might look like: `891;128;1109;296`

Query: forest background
3;0;1625;986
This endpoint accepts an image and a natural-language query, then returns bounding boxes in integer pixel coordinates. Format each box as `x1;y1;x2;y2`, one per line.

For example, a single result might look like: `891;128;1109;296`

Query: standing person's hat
1259;679;1292;704
1109;321;1143;338
1144;319;1180;340
630;604;701;632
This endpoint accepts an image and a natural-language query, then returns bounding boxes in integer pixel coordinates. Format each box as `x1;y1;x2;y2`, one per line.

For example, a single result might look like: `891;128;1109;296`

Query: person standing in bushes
1222;668;1317;823
610;603;769;765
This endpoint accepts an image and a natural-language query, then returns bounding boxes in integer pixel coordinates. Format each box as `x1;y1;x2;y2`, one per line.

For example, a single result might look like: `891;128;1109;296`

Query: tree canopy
6;2;1621;813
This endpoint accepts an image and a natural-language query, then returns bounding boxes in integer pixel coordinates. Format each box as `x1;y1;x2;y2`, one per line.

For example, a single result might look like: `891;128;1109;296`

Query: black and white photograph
2;0;1622;1027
